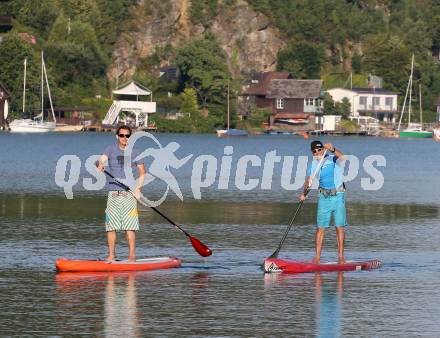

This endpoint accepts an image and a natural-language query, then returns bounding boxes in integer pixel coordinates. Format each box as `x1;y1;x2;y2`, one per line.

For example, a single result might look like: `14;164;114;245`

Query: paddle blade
190;236;212;257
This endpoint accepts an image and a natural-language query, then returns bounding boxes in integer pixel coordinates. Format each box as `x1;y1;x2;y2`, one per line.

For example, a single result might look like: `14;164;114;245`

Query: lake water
0;132;439;336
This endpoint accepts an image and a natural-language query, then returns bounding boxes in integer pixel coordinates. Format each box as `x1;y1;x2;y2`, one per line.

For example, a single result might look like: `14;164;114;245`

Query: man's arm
134;163;145;198
324;143;344;159
97;154;108;171
299;176;312;201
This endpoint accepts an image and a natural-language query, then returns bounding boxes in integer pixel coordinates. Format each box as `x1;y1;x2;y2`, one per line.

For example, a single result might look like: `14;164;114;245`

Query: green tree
175;35;229;110
363;34;411;93
336;97;351;119
277;42;323;78
323;93;337;115
0;33;40;113
351;53;362;73
17;0;59;38
190;0;218;27
180;88;199;114
45;19;107;89
58;0;100;23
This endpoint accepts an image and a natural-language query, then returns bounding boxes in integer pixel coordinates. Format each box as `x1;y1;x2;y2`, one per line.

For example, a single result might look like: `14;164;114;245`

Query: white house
103;81;156;128
327;87;398;123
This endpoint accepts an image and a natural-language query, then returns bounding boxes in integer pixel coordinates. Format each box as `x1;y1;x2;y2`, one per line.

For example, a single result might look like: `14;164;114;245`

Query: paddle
101;168;212;257
267;149;328;259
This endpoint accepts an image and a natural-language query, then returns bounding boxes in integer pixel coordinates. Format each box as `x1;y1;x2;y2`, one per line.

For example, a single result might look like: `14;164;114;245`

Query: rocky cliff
108;0;285;81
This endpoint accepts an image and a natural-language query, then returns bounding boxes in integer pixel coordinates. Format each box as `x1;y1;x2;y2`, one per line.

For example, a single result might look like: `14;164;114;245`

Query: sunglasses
118;134;131;138
312;148;323;153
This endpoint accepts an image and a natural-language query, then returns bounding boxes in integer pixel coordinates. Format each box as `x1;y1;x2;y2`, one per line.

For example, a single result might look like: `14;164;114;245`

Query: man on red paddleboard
300;140;347;264
97;126;145;262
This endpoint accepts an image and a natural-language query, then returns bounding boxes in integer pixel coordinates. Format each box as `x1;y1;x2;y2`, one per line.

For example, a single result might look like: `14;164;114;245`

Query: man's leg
334;193;347;264
106;230;117;261
336;227;345;264
315;193;331;264
126;230;136;262
313;228;325;264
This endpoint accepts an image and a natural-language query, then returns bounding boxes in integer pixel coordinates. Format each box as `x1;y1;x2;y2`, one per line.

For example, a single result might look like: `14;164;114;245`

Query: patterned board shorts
105;191;139;232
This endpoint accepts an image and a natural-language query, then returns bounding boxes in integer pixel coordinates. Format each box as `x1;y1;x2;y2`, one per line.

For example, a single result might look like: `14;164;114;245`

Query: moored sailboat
397;55;432;138
9;52;57;133
216;80;248;137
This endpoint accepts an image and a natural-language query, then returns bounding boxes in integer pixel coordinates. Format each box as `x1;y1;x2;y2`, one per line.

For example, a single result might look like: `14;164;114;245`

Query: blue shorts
317;192;348;228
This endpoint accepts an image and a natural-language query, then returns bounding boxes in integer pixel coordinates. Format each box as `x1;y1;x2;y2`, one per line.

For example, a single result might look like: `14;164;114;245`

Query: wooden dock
83;125;117;132
308;130;368;136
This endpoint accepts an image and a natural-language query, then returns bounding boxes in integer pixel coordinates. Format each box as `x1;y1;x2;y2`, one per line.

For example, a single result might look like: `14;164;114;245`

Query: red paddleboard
264;258;382;274
56;256;181;272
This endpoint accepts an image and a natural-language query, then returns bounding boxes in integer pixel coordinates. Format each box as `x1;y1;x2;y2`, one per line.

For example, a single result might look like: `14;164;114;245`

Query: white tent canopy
113;81;151;96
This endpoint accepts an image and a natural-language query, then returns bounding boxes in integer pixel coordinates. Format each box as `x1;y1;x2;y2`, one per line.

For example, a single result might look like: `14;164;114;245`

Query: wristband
331;147;336;153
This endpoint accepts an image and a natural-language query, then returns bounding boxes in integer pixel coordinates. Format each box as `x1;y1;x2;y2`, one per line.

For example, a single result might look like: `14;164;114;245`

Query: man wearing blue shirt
97;126;145;262
300;140;347;264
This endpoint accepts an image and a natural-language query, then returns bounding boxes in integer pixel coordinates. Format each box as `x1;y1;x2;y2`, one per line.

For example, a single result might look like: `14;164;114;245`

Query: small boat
55;256;182;272
398;125;432;138
9;118;56;133
216;129;227;136
263;258;382;274
221;128;248;137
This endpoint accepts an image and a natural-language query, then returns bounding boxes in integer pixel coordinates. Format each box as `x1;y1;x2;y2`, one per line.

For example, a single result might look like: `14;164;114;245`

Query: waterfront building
241;72;323;131
327;87;398;123
102;81;156;128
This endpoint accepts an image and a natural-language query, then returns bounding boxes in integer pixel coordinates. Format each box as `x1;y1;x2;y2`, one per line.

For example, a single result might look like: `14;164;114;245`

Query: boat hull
220;129;248;137
399;130;432;138
264;258;382;273
216;129;227;136
56;256;182;272
9;120;56;133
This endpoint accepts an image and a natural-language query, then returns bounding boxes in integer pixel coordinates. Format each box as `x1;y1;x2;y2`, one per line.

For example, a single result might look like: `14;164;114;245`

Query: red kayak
264;258;382;274
56;256;182;272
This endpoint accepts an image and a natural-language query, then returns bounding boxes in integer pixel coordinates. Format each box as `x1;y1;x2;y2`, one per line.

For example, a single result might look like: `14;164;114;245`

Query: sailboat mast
227;79;230;130
23;58;27;115
419;84;423;126
41;50;44;121
42;52;56;123
408;55;414;126
397;54;414;131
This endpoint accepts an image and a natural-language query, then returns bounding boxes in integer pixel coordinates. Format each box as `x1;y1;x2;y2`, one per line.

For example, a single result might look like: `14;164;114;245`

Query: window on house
373;97;380;106
276;98;284;109
359;96;367;106
385;97;393;106
305;98;314;105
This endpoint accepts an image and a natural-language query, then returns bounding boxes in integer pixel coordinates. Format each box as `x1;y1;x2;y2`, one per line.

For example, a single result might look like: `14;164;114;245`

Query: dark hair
116;125;132;135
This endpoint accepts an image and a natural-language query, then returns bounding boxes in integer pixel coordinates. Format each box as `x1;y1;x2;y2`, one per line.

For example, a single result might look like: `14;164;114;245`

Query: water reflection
3;193;439;225
315;272;343;338
55;272;142;337
263;272;344;337
104;273;140;338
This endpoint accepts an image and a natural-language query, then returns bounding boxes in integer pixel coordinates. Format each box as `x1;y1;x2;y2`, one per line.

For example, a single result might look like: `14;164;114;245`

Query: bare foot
338;257;346;264
128;256;136;262
106;256;116;262
312;257;320;264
